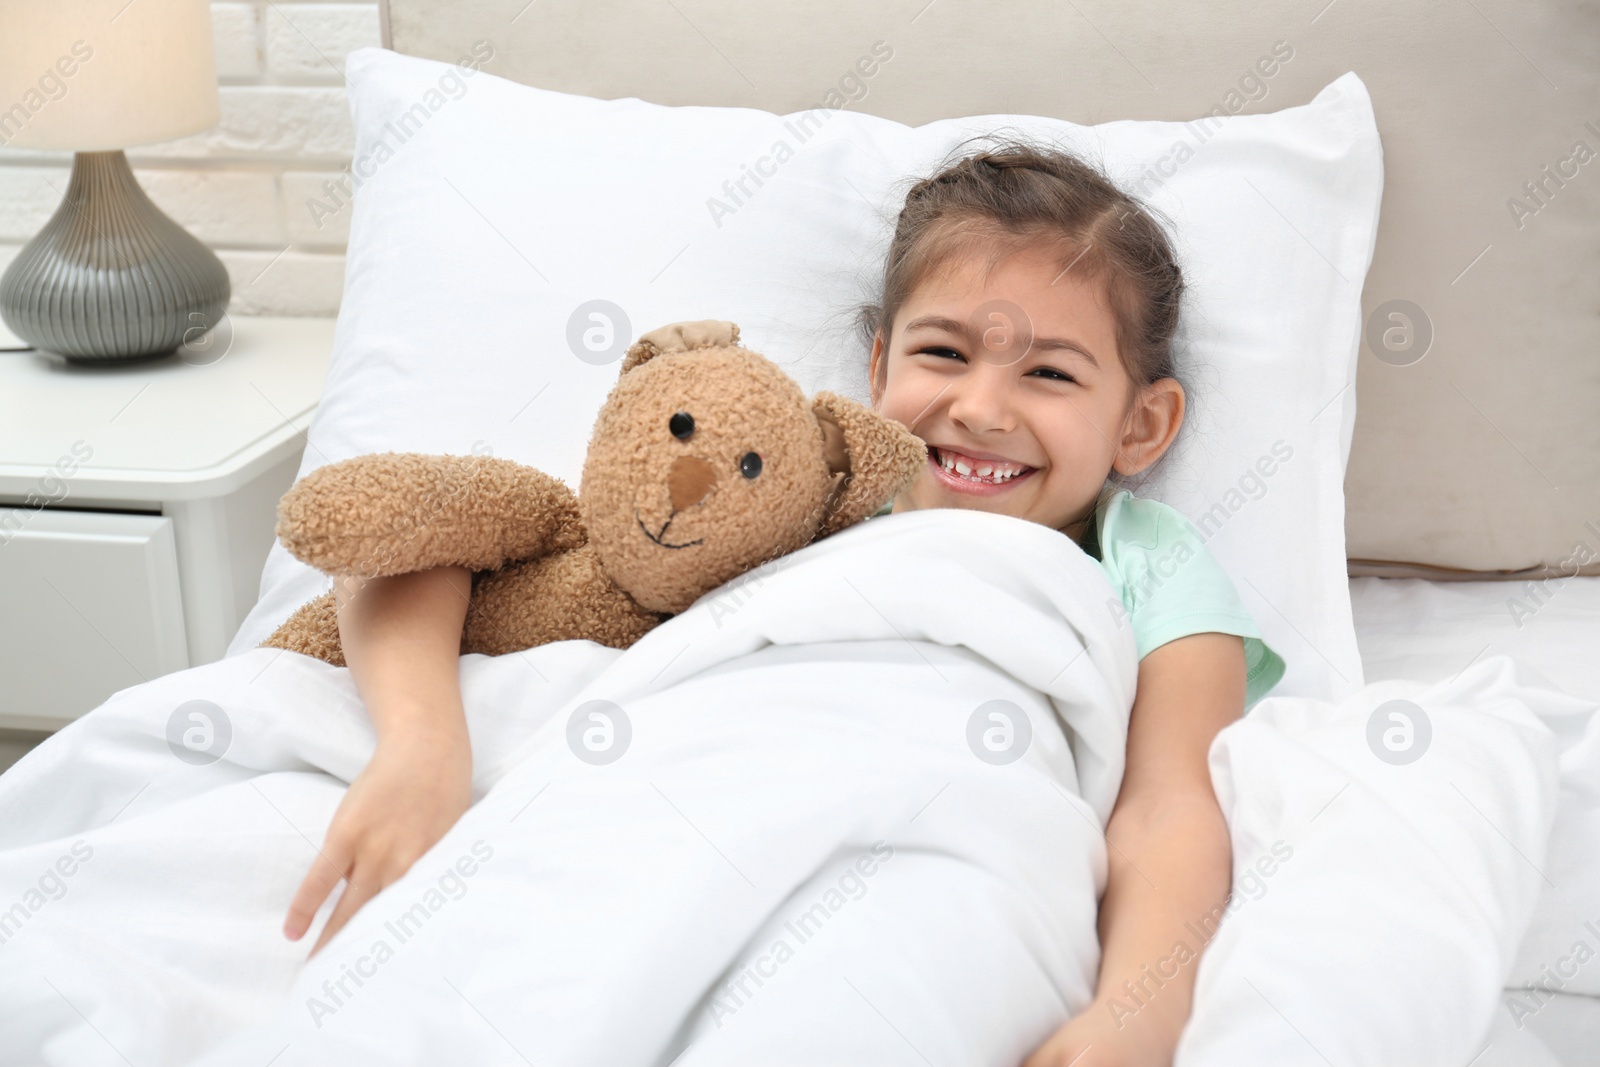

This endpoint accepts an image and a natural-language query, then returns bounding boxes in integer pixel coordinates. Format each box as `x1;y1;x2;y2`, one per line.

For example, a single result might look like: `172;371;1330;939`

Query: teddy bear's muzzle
667;454;718;511
632;454;721;550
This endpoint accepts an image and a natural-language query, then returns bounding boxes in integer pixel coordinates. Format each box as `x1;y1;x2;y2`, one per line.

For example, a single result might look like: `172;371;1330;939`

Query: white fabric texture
0;510;1138;1066
1350;574;1600;705
1349;574;1600;1009
2;517;1587;1066
1176;655;1570;1067
230;46;1383;706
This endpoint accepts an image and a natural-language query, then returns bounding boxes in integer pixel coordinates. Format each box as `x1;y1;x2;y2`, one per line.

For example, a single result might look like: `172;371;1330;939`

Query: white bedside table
0;317;334;731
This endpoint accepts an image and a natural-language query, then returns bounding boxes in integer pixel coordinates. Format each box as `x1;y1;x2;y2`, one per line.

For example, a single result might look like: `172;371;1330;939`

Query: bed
1;1;1596;1065
1349;575;1600;1066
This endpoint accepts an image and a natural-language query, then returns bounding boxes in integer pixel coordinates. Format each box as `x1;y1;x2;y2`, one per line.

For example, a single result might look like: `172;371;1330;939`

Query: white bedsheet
0;531;1589;1066
1;510;1139;1066
1350;574;1600;703
1178;654;1573;1066
1351;576;1600;1066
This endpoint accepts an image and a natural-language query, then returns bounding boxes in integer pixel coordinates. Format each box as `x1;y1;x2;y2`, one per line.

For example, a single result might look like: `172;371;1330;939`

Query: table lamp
0;0;230;363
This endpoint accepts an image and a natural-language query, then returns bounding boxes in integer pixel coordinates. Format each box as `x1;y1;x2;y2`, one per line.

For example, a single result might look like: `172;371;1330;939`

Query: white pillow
231;47;1382;704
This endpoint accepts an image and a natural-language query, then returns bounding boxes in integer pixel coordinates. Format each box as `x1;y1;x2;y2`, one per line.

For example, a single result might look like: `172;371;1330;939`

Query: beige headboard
382;0;1600;580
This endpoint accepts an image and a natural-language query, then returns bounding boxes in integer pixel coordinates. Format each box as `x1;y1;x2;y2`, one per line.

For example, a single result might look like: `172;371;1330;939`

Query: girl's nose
946;363;1017;435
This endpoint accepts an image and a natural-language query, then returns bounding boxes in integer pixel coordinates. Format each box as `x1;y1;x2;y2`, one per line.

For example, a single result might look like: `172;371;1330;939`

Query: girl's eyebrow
903;314;1101;370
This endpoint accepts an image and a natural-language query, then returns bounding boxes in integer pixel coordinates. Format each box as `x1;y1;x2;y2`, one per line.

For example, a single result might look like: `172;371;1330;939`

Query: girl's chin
905;484;1030;517
900;475;1078;530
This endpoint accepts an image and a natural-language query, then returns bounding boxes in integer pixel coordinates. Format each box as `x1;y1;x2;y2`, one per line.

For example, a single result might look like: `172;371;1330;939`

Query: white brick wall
0;1;382;317
264;4;380;80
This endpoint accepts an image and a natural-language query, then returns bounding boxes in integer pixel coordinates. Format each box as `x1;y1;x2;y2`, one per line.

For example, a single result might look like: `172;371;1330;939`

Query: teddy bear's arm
463;543;664;654
276;452;585;578
262;540;663;665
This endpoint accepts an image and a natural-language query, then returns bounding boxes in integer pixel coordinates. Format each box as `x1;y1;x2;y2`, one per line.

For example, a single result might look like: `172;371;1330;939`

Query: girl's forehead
900;252;1116;334
904;237;1107;309
922;227;1099;284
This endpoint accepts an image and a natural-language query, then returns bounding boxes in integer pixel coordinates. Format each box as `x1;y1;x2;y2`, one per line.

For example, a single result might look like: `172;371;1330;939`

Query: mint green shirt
871;490;1286;708
1083;489;1285;709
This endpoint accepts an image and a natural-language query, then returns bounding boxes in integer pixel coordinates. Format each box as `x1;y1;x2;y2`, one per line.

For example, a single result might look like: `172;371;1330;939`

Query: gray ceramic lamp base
0;151;231;364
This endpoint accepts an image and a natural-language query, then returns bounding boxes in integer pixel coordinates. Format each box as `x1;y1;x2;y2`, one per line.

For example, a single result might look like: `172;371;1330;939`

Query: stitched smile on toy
637;513;703;549
636;448;722;549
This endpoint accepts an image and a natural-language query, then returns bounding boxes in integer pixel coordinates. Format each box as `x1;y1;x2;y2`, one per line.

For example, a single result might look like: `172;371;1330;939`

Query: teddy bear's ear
811;392;929;538
620;320;741;375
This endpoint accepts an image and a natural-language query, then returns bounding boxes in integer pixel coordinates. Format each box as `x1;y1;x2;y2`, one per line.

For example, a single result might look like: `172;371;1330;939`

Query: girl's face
869;241;1183;540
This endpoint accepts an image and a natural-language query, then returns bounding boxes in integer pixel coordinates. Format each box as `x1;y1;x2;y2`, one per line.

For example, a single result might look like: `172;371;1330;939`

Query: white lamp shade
0;0;220;152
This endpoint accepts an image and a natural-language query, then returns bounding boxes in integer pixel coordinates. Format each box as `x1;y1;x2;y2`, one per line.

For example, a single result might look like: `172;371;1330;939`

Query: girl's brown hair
860;137;1187;403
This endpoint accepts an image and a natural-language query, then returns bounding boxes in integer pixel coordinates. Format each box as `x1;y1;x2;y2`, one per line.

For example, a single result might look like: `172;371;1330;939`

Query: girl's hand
283;729;473;956
1023;998;1174;1067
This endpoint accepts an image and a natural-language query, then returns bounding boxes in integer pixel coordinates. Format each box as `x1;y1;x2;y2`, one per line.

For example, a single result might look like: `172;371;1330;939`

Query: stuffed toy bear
262;320;927;665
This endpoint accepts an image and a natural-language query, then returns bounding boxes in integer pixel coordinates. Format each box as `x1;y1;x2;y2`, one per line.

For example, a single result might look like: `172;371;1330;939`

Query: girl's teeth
937;449;1026;484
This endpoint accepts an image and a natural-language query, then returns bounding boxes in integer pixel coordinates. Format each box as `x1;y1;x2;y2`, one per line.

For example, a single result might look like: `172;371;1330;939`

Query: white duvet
0;509;1586;1067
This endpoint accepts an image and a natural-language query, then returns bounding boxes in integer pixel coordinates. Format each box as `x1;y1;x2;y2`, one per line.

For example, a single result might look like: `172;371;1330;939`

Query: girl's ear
867;330;886;408
621;320;741;375
811;392;928;537
1113;378;1185;476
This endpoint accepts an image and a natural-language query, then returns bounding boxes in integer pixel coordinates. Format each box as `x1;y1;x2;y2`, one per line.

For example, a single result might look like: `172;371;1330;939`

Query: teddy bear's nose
668;455;718;511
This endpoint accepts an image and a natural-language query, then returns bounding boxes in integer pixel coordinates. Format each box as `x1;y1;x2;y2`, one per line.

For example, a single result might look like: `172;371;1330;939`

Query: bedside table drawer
0;509;188;730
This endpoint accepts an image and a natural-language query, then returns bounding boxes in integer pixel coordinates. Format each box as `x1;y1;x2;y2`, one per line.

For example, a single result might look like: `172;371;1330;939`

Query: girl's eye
917;346;965;361
1029;367;1078;384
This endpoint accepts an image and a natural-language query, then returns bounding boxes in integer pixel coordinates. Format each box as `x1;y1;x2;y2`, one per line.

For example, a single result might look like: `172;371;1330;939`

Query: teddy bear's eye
669;411;694;440
739;452;762;479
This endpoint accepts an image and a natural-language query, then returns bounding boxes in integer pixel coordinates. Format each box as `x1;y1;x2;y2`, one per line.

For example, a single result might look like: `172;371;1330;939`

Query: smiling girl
862;142;1284;1067
283;140;1283;1067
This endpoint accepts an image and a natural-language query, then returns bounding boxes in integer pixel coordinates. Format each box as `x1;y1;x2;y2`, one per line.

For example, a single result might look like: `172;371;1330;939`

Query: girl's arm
282;565;475;956
1026;631;1246;1067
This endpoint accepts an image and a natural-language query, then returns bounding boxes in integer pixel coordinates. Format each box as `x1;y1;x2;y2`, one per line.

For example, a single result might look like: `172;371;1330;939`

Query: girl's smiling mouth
926;445;1037;495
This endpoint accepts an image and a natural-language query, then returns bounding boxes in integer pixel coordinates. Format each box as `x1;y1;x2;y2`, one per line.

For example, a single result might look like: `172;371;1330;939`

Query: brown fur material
267;591;348;665
263;320;928;663
276;453;585;578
